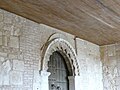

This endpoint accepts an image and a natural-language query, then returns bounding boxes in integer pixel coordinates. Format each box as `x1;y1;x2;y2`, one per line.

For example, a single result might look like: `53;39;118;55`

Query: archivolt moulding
41;38;80;76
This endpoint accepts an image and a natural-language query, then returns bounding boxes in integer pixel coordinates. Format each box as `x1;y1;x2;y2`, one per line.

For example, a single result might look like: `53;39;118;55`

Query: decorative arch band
41;38;80;76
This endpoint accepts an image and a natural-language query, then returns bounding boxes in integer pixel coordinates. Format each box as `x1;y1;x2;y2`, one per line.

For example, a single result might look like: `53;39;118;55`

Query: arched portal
40;37;80;90
41;38;80;75
48;51;69;90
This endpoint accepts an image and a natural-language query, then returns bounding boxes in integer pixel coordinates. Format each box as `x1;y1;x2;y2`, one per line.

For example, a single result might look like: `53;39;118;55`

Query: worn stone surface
0;52;7;57
100;44;120;90
9;36;19;48
13;60;24;71
77;39;103;90
0;59;12;85
10;71;23;85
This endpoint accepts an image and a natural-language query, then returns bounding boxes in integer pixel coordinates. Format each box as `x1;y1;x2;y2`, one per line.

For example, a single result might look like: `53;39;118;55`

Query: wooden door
48;51;69;90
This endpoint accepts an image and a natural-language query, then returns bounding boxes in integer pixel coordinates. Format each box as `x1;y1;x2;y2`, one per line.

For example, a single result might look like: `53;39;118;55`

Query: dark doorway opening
48;51;69;90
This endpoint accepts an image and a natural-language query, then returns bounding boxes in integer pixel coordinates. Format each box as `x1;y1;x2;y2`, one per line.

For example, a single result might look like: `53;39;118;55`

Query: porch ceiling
0;0;120;45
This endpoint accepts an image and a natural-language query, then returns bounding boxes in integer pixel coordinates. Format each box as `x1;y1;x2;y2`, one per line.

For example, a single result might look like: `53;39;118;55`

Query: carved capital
40;70;51;77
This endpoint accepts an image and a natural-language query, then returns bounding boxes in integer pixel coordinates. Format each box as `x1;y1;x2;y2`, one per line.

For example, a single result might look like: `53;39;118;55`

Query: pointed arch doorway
40;37;80;90
48;51;71;90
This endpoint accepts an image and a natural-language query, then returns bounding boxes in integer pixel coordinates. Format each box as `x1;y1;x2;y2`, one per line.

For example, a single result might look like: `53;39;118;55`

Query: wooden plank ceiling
0;0;120;45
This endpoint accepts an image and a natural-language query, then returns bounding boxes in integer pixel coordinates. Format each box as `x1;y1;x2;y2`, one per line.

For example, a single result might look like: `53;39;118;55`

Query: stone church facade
0;8;119;90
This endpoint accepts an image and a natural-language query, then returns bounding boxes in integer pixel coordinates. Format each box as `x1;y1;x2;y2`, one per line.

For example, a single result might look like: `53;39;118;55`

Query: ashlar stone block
4;12;13;24
10;71;23;85
9;36;19;48
3;36;8;46
0;22;3;29
13;60;24;71
8;54;17;59
0;13;3;22
107;45;116;56
0;52;7;57
13;27;21;36
0;31;2;45
4;24;14;32
0;36;2;46
0;56;5;62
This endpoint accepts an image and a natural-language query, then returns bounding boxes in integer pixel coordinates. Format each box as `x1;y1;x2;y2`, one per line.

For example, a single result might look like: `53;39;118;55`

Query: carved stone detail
41;37;80;76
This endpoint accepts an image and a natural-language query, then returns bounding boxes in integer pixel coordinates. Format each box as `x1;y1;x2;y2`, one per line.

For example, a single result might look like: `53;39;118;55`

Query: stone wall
101;44;120;90
77;38;103;90
0;9;103;90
